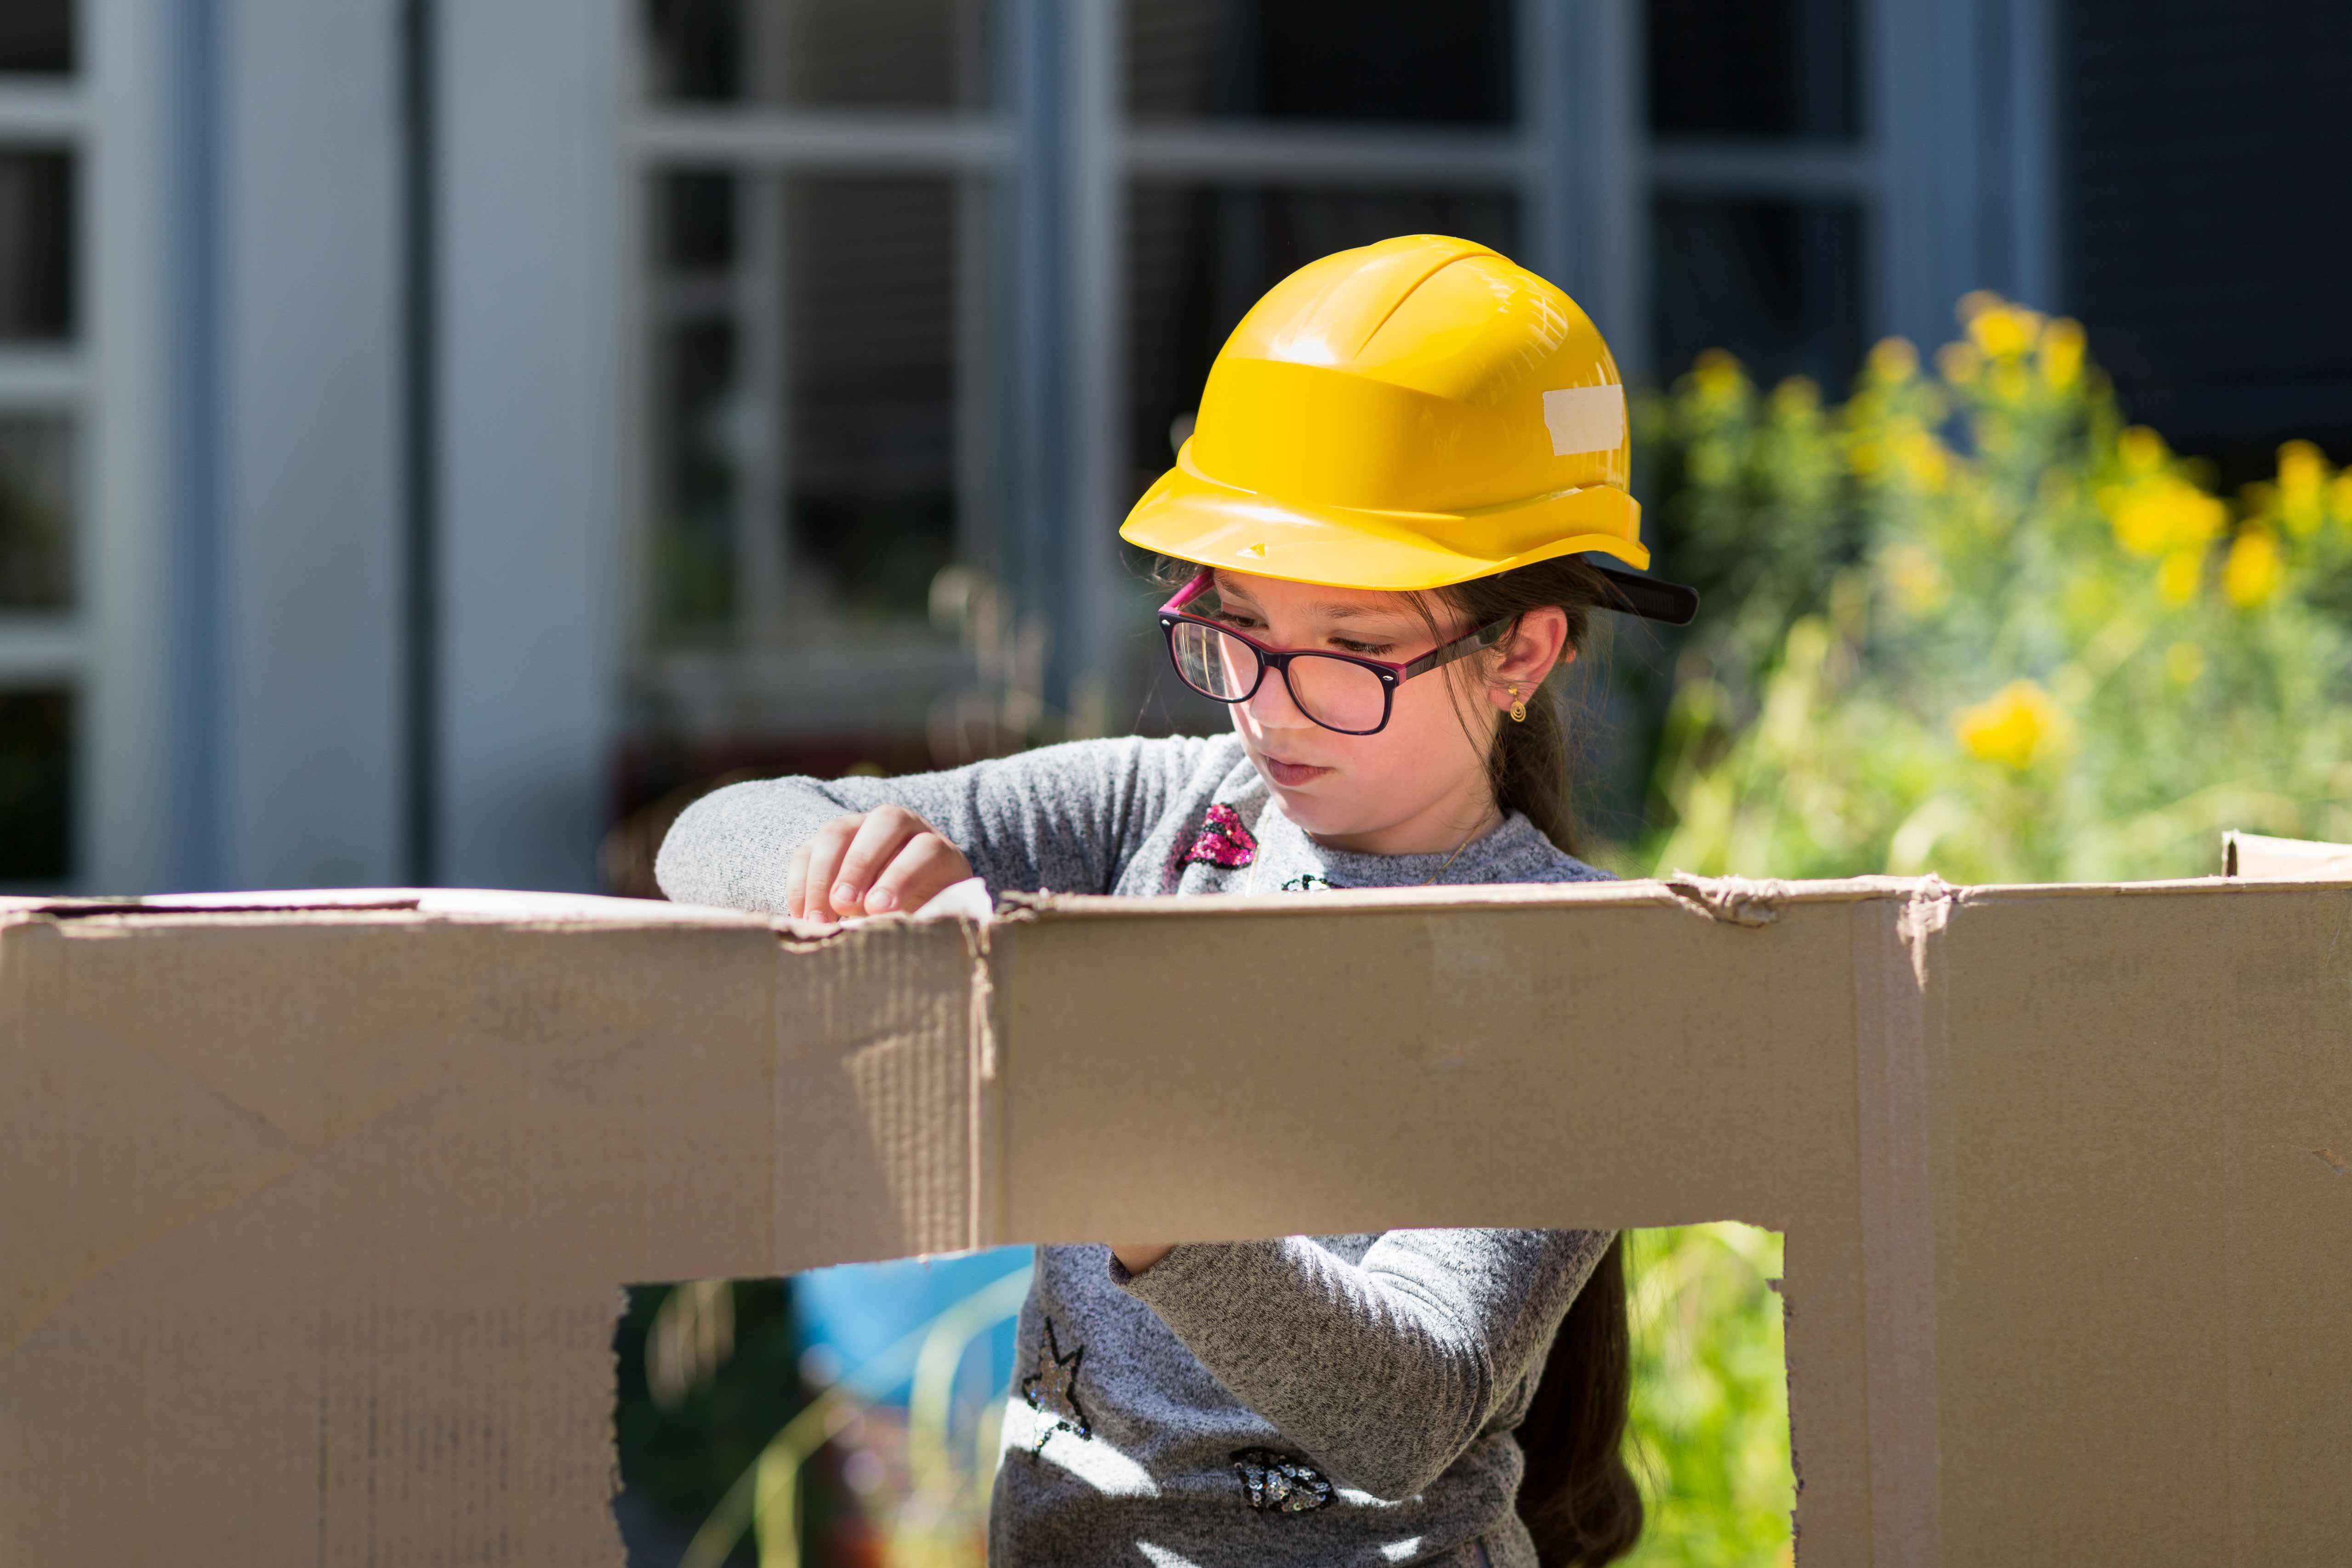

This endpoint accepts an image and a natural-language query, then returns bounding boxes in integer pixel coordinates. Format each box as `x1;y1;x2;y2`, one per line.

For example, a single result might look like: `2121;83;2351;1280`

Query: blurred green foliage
1623;1225;1792;1568
616;1280;812;1553
1634;295;2352;883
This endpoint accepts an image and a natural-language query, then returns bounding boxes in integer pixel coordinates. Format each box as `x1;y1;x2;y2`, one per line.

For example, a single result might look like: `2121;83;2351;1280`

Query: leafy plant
1638;295;2352;883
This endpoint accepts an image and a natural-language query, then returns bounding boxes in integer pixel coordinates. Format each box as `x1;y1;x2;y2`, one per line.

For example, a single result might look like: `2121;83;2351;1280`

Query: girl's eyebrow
1207;582;1416;630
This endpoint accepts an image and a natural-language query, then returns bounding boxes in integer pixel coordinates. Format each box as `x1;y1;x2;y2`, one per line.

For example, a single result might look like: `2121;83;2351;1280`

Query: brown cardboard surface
5;875;2351;1564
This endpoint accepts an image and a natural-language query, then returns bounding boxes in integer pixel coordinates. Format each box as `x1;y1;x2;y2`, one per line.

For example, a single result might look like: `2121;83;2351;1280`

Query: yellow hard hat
1121;234;1695;623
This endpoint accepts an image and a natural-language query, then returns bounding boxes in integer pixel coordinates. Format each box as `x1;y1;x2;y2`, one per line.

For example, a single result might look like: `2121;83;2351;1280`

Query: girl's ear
1489;606;1571;701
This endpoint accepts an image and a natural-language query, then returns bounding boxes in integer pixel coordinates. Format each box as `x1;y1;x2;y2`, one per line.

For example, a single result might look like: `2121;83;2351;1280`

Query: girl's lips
1262;756;1333;787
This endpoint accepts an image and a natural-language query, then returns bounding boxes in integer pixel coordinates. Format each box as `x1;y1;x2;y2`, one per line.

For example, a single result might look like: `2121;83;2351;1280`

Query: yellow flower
2039;317;2086;388
2279;439;2325;497
1896;427;1950;490
1691;348;1749;406
1771;376;1821;418
1885;544;1948;613
2334;472;2352;531
1967;302;2044;361
1936;342;1982;387
2224;527;2284;608
2158;547;2204;604
2164;640;2204;685
1954;679;2070;771
1989;359;2032;402
1868;337;1919;382
2107;477;2226;558
2278;440;2329;536
2118;426;2168;473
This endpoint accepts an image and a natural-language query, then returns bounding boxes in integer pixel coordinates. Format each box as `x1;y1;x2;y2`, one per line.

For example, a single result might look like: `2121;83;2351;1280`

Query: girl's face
1197;570;1570;855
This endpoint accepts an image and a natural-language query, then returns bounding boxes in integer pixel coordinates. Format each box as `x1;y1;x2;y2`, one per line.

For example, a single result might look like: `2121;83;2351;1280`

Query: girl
657;235;1697;1568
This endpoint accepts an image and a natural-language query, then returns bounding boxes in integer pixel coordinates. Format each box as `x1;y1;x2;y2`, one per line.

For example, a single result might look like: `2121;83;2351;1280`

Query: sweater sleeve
653;734;1216;912
1112;1227;1615;1500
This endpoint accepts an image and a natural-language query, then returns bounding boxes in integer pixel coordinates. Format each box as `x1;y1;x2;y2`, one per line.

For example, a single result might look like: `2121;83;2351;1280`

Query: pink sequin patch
1175;802;1258;871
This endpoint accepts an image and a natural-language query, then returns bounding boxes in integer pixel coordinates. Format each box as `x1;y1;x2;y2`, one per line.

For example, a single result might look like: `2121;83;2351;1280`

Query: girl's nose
1243;662;1311;730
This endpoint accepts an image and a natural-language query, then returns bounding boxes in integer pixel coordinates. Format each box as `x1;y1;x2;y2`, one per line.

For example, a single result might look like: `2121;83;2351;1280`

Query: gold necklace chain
1418;821;1482;886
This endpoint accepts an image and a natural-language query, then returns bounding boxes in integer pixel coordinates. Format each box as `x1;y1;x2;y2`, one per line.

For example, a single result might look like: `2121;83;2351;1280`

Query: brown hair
1427;557;1643;1568
1158;553;1644;1564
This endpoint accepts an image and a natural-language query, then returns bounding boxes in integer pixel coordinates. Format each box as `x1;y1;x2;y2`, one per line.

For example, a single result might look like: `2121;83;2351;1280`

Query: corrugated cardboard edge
995;872;1930;924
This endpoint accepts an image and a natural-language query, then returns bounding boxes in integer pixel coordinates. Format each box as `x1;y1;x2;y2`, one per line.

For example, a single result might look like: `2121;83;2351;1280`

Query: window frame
620;6;1012;747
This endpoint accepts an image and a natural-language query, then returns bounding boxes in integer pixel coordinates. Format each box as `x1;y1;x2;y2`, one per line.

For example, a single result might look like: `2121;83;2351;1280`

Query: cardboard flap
2221;828;2352;881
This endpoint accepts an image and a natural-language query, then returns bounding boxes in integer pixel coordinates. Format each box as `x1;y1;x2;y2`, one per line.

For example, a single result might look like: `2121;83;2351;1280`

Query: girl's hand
787;806;974;921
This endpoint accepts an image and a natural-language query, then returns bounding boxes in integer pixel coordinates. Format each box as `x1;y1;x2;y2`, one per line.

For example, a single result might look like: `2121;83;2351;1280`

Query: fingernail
833;883;859;907
867;887;897;912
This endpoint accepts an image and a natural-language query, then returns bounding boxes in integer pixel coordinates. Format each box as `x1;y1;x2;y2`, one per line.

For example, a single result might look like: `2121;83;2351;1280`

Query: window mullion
735;170;789;648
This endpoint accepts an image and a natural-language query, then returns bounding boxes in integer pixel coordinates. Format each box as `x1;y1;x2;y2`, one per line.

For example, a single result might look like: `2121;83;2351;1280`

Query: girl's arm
655;735;1215;912
1112;1227;1613;1500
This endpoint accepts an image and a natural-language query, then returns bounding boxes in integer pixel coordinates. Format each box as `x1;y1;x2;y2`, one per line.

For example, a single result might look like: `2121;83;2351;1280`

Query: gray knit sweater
656;733;1619;1568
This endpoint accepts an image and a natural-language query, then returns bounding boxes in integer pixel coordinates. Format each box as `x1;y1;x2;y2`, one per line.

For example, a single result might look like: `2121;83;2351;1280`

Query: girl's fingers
783;843;813;919
862;832;973;914
797;815;865;920
830;807;928;914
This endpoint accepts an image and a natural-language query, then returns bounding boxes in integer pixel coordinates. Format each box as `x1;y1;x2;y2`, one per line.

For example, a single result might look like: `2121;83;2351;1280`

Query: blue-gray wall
135;0;615;893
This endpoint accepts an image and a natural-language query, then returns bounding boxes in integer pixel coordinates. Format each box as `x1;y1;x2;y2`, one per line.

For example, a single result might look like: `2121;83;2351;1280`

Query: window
618;0;1893;804
626;0;1001;799
1645;0;1870;388
1650;195;1864;392
0;0;83;888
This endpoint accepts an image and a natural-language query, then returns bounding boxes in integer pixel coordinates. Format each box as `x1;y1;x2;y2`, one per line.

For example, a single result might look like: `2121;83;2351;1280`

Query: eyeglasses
1156;572;1517;737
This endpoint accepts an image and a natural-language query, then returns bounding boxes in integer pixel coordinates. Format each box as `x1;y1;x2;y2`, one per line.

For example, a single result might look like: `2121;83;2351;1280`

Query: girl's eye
1333;639;1394;657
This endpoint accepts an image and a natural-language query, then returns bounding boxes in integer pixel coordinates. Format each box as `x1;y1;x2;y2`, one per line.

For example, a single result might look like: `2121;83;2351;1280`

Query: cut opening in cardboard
613;1226;1793;1567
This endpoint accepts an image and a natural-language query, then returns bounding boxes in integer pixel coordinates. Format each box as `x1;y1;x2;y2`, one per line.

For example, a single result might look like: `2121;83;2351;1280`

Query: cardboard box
6;872;2351;1565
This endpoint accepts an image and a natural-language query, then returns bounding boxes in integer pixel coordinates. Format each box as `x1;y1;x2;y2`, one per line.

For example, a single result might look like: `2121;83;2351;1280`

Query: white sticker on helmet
1541;385;1626;456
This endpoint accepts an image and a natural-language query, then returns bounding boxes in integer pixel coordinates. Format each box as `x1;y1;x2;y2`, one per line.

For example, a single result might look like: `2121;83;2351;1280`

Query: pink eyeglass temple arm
1158;569;1214;615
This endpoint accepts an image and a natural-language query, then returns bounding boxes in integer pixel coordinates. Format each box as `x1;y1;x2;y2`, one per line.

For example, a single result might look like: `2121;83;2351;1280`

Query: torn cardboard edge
8;844;2352;1568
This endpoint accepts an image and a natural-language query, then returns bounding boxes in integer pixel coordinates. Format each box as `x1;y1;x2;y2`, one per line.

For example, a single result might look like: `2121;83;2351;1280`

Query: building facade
0;0;2335;895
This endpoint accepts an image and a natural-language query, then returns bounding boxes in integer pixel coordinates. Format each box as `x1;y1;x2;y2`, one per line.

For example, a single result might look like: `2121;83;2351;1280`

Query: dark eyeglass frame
1155;571;1519;737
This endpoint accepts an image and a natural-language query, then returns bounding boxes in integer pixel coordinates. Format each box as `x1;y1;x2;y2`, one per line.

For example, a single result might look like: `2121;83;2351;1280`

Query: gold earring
1507;684;1527;724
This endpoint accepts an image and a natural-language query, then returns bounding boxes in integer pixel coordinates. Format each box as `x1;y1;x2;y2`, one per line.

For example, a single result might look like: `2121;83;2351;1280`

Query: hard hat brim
1119;450;1698;623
